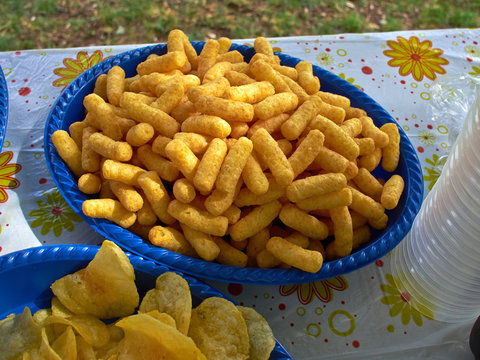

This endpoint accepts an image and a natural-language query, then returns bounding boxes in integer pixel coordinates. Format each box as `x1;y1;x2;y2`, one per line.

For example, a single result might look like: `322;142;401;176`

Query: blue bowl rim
0;244;293;359
0;65;8;152
43;41;424;285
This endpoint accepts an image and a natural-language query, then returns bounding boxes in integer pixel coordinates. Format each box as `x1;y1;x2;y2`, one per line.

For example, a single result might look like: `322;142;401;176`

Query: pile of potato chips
0;241;276;359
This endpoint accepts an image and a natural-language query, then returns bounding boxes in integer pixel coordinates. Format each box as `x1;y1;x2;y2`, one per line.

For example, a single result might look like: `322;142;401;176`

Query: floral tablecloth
1;28;479;359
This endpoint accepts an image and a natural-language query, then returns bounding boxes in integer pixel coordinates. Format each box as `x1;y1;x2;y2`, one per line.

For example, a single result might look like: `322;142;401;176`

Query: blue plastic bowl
0;65;8;151
0;245;293;359
44;42;424;285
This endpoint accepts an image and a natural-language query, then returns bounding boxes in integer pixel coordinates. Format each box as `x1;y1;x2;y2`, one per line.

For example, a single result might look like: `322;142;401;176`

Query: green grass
1;0;479;51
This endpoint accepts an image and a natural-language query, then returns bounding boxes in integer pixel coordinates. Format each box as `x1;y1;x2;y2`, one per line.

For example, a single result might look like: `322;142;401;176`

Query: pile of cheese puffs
53;29;404;273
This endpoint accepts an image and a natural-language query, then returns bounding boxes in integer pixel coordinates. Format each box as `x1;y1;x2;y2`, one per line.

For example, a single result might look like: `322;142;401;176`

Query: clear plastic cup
390;92;480;323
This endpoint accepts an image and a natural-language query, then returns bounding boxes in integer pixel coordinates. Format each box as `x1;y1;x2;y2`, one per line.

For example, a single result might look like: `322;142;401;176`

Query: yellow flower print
417;130;436;146
380;273;434;326
464;45;480;58
316;52;334;66
383;36;449;82
53;50;109;89
279;276;348;304
0;151;22;203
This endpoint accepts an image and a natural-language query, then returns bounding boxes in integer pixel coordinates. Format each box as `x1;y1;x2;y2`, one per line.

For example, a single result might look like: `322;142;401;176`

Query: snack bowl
44;41;424;284
0;65;8;151
0;244;293;359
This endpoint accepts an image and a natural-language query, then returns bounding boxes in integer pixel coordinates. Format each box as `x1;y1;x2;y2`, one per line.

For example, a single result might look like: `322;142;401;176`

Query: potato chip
47;296;70;341
33;308;52;326
237;306;276;360
51;240;139;319
138;272;192;335
31;327;62;360
144;310;177;328
76;335;96;360
0;313;14;325
116;313;206;360
32;308;58;346
51;297;74;318
45;314;110;348
51;326;76;360
94;339;120;360
0;307;42;359
188;297;250;360
108;323;125;342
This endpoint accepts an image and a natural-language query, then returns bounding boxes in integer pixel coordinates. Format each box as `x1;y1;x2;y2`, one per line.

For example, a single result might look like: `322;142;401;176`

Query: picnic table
1;27;479;359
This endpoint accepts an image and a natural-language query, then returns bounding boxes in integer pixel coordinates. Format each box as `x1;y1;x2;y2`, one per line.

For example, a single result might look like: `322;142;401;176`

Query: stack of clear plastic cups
390;92;480;323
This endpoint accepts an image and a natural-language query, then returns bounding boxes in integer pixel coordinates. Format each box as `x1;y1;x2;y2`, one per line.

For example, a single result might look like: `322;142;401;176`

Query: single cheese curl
296;61;320;95
251;128;294;187
89;132;132;162
194;94;254;123
180;223;220;261
254;92;298;120
101;160;146;186
197;39;220;80
137;171;176;225
82;199;136;228
215;137;253;194
295;187;352;211
281;95;323;140
137;144;180;182
326;206;353;259
286;173;347;202
249;60;291;93
52;130;85;178
381;175;405;210
193;138;228;193
136;51;187;76
360;116;390;148
266;237;323;273
109;180;144;212
288;129;325;177
380;123;401;172
225;81;275;104
229;200;282;242
78;173;101;194
106;65;125;106
279;204;329;240
181;114;231;138
167;200;228;237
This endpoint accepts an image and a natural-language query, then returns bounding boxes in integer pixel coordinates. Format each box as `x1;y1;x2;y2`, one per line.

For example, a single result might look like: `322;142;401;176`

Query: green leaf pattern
28;188;82;237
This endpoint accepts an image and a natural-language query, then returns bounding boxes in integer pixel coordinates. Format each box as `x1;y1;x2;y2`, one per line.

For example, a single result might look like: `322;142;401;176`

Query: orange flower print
0;151;22;203
383;36;449;82
279;276;348;304
53;50;109;89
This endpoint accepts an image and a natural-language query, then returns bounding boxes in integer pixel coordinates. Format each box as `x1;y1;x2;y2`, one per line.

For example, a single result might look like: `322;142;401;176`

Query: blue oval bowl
0;245;293;359
44;42;424;285
0;65;8;151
